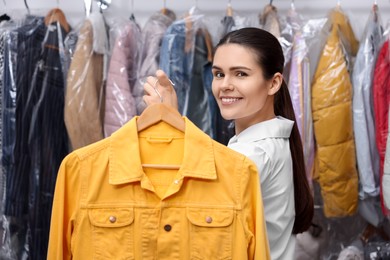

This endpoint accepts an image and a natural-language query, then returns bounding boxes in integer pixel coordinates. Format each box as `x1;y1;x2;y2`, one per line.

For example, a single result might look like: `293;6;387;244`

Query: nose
220;77;234;91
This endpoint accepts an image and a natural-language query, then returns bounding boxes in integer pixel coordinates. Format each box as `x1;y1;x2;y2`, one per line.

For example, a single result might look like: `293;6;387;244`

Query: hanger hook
270;0;273;5
291;0;295;9
337;0;341;7
24;0;30;14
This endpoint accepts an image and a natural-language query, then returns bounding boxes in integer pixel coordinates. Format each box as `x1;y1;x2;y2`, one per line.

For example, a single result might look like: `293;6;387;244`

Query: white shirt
228;116;296;260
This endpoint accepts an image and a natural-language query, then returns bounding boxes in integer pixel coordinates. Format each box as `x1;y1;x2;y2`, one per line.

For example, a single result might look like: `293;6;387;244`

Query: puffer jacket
311;8;359;217
104;19;141;137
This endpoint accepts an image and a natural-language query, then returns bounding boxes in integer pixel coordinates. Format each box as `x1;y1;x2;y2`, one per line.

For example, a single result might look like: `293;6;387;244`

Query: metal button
205;216;213;224
174;179;180;185
109;216;116;223
164;224;172;232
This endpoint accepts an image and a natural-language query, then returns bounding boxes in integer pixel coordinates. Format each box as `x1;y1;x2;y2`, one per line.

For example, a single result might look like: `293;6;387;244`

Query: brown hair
215;27;313;234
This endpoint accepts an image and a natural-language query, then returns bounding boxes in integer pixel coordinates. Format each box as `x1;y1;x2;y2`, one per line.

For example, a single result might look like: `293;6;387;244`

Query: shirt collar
228;116;294;145
108;117;217;185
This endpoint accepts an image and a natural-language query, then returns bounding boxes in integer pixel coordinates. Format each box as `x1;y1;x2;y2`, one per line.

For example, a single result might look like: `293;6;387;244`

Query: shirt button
109;216;117;223
205;216;213;224
164;224;172;232
173;179;180;185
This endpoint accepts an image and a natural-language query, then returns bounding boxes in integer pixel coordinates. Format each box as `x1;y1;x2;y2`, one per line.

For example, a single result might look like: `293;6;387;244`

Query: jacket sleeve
47;153;81;260
241;157;270;260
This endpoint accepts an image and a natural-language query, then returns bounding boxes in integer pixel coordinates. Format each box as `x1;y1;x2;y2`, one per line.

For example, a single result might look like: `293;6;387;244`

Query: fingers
142;70;179;110
156;69;173;90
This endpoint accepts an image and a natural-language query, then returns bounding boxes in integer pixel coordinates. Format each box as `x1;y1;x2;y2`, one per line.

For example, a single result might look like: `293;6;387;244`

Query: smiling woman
211;27;313;260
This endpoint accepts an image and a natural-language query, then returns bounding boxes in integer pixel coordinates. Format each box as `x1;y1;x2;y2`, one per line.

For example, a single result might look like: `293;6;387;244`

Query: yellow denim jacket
47;117;270;259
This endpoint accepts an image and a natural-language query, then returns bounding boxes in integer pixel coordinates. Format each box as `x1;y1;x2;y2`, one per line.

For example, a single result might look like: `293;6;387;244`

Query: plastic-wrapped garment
352;6;383;199
288;37;314;184
133;11;175;115
104;19;141;137
383;106;390;210
373;39;390;215
0;21;20;260
26;9;70;259
259;4;280;38
311;8;359;218
159;14;213;137
64;12;108;150
287;13;315;185
1;16;46;260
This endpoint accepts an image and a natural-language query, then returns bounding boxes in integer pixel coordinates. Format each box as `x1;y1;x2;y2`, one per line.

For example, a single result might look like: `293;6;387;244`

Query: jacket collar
108;117;217;185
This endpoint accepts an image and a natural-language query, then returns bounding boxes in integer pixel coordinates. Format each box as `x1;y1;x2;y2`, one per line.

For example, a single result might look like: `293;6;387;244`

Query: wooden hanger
226;0;233;16
137;103;185;133
45;8;70;32
137;103;185;170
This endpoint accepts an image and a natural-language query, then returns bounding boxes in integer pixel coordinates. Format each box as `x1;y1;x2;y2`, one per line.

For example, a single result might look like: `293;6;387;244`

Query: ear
268;72;283;96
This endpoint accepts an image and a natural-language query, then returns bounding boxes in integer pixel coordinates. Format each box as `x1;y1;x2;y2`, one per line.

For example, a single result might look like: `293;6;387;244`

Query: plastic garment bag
64;12;108;150
103;18;141;137
26;9;71;259
259;3;281;38
311;7;359;218
159;13;213;137
133;10;176;115
383;106;390;210
286;9;316;186
352;6;382;199
373;31;390;216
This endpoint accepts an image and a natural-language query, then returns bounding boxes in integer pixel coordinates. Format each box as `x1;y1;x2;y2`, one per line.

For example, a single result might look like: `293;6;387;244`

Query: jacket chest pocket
187;208;234;260
89;208;134;260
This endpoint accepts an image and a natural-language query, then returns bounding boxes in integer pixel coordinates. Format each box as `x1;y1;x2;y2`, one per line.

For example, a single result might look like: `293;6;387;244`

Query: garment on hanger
287;9;315;185
373;38;390;216
47;107;270;259
259;3;280;38
159;14;213;137
104;18;141;137
352;5;382;199
64;12;109;150
133;10;176;115
383;106;390;210
25;8;71;259
311;7;359;217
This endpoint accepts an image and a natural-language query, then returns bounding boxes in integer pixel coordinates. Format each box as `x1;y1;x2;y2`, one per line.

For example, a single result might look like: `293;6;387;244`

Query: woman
144;27;314;259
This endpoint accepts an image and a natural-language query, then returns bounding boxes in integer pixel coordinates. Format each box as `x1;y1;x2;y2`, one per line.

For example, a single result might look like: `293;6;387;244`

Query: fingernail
169;79;175;86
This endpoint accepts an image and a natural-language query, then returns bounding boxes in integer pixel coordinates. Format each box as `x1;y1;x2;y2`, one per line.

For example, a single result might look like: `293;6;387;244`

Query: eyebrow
212;65;252;71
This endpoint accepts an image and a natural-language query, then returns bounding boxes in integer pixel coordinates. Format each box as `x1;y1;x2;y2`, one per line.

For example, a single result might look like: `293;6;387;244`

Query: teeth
222;97;240;103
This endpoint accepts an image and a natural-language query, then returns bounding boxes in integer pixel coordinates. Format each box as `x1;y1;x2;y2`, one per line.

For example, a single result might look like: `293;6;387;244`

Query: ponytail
274;81;314;234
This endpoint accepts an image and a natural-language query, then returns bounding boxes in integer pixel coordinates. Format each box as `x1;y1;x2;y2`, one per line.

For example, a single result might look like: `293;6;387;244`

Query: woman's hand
143;69;179;111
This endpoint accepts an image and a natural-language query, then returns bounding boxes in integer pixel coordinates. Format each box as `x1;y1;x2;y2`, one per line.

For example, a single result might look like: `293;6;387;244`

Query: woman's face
212;43;278;133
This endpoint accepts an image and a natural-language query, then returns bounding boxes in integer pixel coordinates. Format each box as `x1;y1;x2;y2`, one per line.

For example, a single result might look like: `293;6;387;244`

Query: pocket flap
186;208;233;227
89;208;134;228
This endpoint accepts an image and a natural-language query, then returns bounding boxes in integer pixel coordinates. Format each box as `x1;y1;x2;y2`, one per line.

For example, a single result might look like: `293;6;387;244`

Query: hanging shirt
47;116;270;259
228;116;295;260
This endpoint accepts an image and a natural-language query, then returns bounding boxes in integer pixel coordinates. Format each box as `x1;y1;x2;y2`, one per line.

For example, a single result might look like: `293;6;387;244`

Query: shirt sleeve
241;156;271;260
47;152;81;260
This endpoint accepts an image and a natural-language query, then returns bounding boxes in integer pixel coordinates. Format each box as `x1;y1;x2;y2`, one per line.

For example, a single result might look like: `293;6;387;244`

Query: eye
213;71;224;78
236;71;248;77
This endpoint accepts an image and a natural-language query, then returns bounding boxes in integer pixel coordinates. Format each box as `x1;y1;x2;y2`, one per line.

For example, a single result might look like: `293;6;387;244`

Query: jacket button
164;224;172;232
205;216;213;223
109;216;117;223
